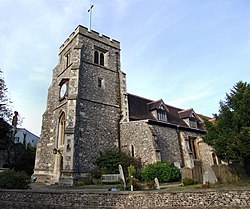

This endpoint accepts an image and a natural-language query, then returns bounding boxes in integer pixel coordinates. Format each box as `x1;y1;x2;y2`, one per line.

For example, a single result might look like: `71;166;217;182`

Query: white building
13;128;39;148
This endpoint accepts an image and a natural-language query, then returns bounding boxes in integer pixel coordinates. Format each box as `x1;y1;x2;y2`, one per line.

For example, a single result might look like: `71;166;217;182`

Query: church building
34;25;218;185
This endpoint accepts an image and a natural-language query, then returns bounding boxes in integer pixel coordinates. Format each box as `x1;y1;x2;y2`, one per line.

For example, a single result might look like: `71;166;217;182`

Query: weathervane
88;5;94;31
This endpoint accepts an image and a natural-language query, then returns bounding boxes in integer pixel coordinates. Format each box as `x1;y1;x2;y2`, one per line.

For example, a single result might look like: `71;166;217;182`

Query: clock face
60;83;67;98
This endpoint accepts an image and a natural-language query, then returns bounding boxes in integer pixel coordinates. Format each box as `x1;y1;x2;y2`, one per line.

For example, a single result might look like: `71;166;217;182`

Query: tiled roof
128;94;155;121
147;100;162;111
147;99;169;112
178;108;193;119
127;93;205;131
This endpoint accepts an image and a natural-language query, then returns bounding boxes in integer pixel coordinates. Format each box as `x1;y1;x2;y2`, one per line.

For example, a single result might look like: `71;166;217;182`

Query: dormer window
157;109;167;122
148;100;168;122
179;109;198;128
189;118;197;128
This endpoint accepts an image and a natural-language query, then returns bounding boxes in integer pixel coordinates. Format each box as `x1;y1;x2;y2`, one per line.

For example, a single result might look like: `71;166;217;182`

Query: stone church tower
34;25;128;184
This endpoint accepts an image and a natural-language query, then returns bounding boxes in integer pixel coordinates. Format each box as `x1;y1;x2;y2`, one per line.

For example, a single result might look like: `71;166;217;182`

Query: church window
58;112;66;146
94;51;99;64
100;53;104;66
94;48;107;66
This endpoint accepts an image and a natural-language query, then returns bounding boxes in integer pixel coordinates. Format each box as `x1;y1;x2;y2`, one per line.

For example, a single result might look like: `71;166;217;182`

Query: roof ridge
147;99;162;104
127;93;153;102
178;108;193;113
128;93;186;111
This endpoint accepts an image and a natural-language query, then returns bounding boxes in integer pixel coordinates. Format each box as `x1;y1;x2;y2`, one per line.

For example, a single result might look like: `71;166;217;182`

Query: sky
0;0;250;136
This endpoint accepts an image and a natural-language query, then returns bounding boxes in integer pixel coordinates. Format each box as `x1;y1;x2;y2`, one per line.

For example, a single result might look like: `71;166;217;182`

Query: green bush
141;161;181;183
0;169;30;189
95;149;141;176
182;178;196;186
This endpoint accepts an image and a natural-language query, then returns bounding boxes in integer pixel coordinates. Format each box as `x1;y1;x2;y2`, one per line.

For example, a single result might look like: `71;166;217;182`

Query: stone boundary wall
0;189;250;209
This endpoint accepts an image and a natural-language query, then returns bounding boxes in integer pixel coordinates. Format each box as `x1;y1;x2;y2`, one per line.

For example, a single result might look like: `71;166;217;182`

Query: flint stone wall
120;121;183;166
0;189;250;209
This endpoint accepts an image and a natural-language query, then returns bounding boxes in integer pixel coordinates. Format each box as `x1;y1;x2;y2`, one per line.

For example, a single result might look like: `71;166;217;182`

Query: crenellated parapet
59;25;120;54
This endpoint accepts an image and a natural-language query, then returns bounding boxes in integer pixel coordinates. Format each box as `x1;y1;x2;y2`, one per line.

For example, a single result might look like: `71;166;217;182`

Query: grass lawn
61;177;250;192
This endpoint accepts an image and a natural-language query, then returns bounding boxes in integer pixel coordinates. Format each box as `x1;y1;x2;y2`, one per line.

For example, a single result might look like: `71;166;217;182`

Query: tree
0;69;12;147
0;69;12;122
0;69;35;175
95;149;141;176
0;118;12;150
0;69;13;152
204;81;250;173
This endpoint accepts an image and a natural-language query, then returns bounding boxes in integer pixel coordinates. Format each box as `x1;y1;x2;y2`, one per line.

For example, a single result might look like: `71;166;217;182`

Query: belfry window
100;53;104;66
94;49;106;66
58;112;66;146
65;52;70;68
94;51;99;64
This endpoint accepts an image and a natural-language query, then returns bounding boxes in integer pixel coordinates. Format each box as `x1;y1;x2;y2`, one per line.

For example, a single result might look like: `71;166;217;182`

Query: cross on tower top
88;5;94;31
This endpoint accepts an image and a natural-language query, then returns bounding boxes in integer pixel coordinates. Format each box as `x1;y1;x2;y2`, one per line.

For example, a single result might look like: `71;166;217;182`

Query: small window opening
97;78;104;88
65;53;70;68
100;53;104;66
131;145;135;158
94;51;99;64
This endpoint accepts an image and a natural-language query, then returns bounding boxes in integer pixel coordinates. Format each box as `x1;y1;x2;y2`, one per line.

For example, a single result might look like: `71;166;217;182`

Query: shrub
0;169;30;189
182;178;196;186
74;175;93;186
141;161;181;183
95;149;141;176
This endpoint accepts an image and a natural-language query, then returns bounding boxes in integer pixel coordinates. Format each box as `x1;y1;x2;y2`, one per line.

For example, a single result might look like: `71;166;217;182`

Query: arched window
94;51;99;64
100;53;104;66
58;112;66;146
94;49;106;66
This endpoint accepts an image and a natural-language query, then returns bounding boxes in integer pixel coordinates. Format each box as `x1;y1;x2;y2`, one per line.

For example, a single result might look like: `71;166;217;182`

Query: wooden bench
101;174;121;183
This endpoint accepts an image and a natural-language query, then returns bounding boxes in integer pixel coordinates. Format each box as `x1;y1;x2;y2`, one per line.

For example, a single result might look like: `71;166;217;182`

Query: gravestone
119;164;126;190
154;178;160;190
203;164;218;184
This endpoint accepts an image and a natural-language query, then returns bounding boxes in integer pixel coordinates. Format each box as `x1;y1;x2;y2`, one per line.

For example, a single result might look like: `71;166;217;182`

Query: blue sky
1;0;250;136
